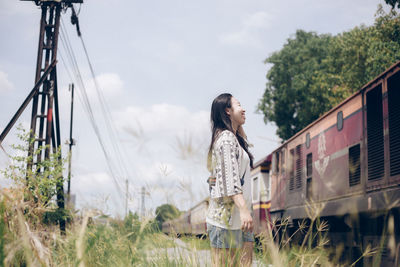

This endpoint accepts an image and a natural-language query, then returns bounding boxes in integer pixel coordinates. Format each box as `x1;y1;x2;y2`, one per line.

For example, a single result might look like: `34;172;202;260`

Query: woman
206;93;254;267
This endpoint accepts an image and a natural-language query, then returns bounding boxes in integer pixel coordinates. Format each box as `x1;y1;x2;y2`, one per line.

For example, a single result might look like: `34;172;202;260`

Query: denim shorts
207;223;254;249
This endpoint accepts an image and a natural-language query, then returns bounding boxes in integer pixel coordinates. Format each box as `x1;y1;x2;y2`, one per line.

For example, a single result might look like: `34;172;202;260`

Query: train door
271;148;286;212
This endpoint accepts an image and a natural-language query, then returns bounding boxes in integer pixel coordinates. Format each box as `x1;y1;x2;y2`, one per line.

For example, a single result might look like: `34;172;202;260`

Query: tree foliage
154;203;181;229
1;126;67;212
258;7;400;140
385;0;400;9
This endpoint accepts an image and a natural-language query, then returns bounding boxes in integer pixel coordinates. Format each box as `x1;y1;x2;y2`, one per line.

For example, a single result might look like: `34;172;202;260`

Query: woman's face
227;97;246;128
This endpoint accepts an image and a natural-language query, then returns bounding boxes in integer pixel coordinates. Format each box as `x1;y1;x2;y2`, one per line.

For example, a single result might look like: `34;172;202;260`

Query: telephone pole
67;83;75;204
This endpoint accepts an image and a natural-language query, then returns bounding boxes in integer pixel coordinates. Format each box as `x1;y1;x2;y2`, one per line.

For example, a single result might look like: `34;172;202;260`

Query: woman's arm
232;194;253;232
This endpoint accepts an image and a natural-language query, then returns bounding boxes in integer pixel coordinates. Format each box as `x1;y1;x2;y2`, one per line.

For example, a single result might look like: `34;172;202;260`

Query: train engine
268;61;400;266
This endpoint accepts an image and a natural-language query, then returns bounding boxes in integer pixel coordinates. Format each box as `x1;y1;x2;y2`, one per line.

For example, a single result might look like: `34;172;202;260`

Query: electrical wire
78;35;134;191
59;21;126;198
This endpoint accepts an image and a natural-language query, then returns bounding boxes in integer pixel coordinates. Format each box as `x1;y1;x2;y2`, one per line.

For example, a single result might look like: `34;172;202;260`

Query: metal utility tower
0;0;83;233
28;0;82;233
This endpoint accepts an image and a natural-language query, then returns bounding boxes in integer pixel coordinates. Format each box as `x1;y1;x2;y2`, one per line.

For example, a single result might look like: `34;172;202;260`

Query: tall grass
254;203;335;267
1;184;213;266
2;187;389;267
1;129;395;266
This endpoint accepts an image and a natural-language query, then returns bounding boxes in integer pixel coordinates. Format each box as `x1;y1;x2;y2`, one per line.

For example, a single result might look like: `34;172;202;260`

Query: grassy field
0;186;378;267
1;187;396;267
0;130;392;266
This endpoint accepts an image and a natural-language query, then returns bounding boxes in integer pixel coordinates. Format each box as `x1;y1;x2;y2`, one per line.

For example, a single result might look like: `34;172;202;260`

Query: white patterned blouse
206;130;252;230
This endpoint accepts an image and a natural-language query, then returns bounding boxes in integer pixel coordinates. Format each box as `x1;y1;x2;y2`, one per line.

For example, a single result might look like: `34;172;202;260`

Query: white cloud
85;72;124;99
0;71;14;94
243;11;272;28
57;72;124;127
71;171;125;214
73;172;118;195
109;104;211;212
115;103;209;140
166;41;185;59
0;1;34;17
138;161;176;184
219;11;274;46
219;30;256;46
70;162;196;216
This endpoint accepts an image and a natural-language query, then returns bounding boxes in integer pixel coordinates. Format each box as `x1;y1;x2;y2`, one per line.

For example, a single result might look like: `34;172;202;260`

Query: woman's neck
231;122;238;134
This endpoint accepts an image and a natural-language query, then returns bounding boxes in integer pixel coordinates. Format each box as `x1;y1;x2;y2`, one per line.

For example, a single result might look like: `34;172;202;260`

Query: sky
0;0;389;217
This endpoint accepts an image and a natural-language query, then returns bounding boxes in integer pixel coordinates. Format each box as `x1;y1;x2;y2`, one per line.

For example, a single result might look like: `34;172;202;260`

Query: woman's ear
225;108;231;116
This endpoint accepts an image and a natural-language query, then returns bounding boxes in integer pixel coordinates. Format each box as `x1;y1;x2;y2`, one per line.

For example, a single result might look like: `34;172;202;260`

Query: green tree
258;30;335;140
258;7;400;141
385;0;400;9
1;126;69;226
323;6;400;92
154;203;181;230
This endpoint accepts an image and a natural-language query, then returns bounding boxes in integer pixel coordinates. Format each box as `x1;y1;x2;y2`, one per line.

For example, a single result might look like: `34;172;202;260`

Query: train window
271;153;276;174
289;149;295;191
275;151;280;174
252;177;259;202
265;174;270;200
337;111;343;131
306;153;312;177
306;133;310;148
349;144;361;186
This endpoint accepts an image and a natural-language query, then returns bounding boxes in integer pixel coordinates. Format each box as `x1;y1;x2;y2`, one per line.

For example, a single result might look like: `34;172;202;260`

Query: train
162;199;208;237
268;60;400;266
163;61;400;266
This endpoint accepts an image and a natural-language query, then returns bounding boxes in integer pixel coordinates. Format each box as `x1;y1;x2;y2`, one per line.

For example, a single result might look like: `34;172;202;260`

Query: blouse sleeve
211;131;242;198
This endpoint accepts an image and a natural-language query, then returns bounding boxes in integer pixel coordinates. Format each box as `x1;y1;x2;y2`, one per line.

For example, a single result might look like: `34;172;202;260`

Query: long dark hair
207;93;254;170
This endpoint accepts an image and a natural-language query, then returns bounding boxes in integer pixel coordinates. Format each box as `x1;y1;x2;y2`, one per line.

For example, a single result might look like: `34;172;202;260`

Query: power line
59;36;126;200
60;19;126;178
78;34;133;190
59;21;126;198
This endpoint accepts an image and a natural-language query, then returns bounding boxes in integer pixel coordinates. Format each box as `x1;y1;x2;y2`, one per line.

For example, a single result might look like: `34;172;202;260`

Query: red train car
269;61;400;266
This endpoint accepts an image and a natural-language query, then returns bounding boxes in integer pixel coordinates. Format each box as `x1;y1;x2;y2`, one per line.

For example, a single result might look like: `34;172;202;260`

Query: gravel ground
146;238;269;266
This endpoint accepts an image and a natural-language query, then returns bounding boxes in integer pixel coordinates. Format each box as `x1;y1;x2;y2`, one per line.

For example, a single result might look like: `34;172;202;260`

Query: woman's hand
239;207;253;232
232;194;253;232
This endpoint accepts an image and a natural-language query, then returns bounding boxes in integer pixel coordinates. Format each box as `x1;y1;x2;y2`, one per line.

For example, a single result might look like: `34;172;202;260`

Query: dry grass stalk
76;214;90;267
